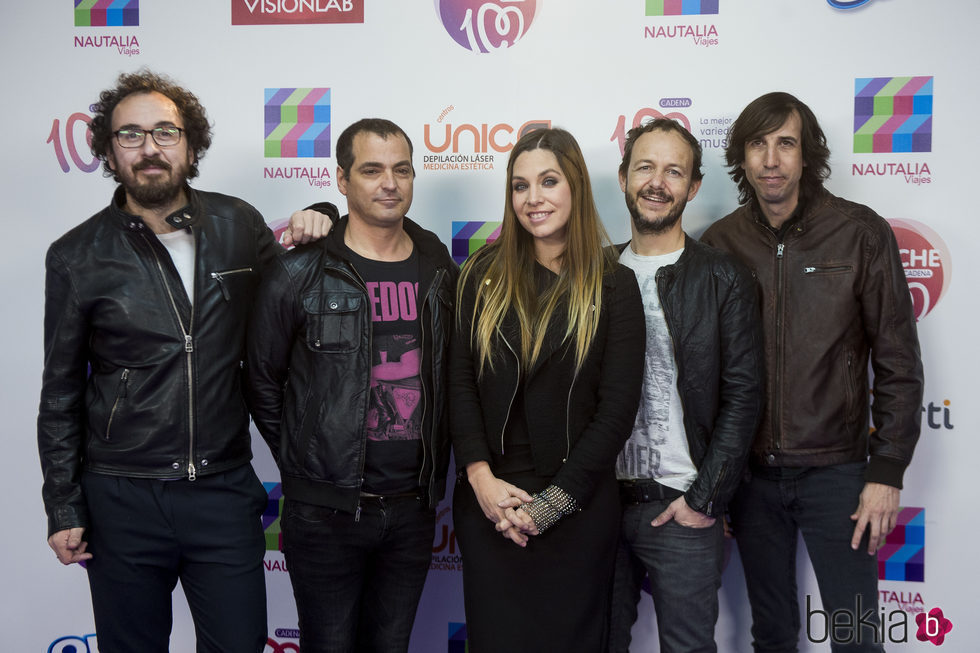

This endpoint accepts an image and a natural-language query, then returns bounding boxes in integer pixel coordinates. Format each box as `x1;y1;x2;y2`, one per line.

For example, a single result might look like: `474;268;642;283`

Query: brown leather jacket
702;190;923;488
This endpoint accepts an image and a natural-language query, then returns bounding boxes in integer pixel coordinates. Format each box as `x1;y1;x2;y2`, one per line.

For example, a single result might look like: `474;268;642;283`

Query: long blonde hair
457;128;616;375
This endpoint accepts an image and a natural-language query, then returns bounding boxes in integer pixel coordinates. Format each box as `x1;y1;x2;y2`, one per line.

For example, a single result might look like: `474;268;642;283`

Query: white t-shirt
156;228;196;303
616;245;698;492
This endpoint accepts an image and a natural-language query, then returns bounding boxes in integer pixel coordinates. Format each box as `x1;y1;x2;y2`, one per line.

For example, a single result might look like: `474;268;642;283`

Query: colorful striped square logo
74;0;139;27
646;0;719;16
448;622;468;653
452;221;501;265
877;507;924;582
854;76;933;153
262;482;285;551
264;88;331;158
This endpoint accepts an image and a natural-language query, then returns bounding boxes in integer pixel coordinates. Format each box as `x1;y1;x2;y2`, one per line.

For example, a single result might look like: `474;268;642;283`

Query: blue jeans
82;466;268;653
729;463;884;652
609;498;724;653
281;495;435;653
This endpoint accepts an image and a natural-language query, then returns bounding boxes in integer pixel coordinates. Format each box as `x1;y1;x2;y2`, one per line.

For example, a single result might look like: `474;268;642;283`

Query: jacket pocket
210;267;255;302
104;368;131;441
803;264;854;275
842;348;860;427
303;290;363;354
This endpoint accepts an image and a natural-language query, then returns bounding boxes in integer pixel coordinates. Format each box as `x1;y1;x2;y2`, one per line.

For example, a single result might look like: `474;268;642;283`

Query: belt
358;490;419;501
618;479;684;504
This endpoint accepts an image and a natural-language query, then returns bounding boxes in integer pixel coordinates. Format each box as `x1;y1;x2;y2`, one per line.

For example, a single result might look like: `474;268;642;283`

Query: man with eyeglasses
37;70;332;652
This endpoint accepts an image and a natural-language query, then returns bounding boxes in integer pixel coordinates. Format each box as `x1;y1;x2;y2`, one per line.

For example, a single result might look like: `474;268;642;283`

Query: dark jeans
82;465;268;653
609;498;724;653
282;495;436;653
729;462;884;653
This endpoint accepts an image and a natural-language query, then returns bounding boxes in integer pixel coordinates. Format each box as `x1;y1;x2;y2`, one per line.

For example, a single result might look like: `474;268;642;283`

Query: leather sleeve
684;261;765;516
244;256;303;464
37;246;90;537
861;217;924;488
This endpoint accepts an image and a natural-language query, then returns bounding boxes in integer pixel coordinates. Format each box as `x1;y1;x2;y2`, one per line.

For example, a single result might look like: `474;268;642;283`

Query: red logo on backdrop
232;0;364;25
611;108;692;156
265;638;301;653
916;607;953;645
887;219;951;321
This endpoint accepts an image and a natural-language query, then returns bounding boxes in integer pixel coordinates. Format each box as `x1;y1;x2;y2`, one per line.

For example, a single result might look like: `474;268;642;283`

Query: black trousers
82;465;268;653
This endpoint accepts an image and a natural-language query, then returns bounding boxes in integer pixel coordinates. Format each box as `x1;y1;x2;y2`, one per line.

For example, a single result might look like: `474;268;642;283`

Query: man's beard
122;157;188;208
626;188;687;235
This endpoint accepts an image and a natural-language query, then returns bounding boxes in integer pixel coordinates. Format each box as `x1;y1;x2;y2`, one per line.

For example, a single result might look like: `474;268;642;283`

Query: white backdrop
1;1;976;651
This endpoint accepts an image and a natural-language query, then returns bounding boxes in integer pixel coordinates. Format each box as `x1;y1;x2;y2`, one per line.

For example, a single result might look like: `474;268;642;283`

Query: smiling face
619;128;701;237
106;91;192;211
338;131;414;228
510;148;573;255
741;110;805;222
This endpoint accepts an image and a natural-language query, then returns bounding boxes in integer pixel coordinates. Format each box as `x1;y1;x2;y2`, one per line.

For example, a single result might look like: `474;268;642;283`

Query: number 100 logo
436;0;539;53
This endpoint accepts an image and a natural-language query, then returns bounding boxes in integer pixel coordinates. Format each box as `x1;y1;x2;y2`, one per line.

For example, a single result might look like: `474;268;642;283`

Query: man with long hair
38;69;330;652
609;118;764;653
702;92;923;652
245;118;458;653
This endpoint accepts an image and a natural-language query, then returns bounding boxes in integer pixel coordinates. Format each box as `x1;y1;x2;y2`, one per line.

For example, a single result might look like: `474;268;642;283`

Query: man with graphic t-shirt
608;119;764;653
245;118;458;653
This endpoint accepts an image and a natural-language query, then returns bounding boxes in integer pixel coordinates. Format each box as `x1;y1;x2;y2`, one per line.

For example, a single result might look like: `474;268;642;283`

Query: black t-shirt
345;244;423;494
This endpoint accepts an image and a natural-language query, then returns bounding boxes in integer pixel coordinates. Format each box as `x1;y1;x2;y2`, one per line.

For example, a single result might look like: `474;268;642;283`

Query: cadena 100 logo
887;219;951;321
611;107;692;156
47;110;99;174
435;0;538;53
48;634;98;652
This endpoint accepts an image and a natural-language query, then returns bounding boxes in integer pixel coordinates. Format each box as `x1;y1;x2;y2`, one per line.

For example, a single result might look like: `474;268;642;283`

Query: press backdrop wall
2;1;975;651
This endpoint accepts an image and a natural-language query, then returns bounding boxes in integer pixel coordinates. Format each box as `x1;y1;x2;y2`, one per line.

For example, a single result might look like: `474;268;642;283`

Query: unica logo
887;219;951;321
435;0;538;53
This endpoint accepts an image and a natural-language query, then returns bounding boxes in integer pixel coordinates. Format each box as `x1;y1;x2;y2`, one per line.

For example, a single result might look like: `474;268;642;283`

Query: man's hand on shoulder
850;481;900;555
281;209;334;247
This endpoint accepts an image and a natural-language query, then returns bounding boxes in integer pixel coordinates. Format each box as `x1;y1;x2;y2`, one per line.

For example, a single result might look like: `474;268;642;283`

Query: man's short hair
618;118;704;182
89;69;212;181
725;92;831;205
336;118;414;178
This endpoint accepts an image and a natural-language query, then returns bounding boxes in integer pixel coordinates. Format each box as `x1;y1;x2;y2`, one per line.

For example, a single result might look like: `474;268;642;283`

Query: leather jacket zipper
143;232;197;480
843;349;857;424
656;269;695;462
563;302;594;461
105;368;130;440
705;462;727;517
773;241;786;455
334;264;372;497
211;267;254;301
417;268;447;495
564;363;581;462
803;265;853;275
497;328;521;455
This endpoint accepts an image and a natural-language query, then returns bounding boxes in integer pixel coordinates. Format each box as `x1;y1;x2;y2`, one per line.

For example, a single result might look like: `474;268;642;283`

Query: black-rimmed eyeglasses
113;126;184;148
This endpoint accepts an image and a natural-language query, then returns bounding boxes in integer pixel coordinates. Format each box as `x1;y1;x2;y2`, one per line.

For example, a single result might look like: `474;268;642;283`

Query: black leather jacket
244;215;459;513
617;236;765;516
450;262;646;507
702;190;924;487
38;187;281;537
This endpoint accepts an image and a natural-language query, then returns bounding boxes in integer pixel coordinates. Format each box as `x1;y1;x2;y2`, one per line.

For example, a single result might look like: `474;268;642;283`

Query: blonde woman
450;128;645;652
